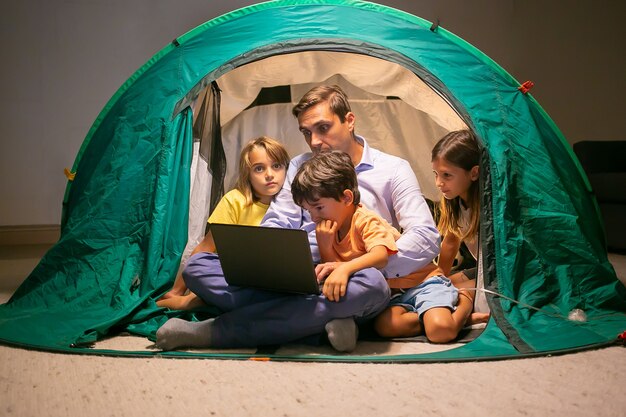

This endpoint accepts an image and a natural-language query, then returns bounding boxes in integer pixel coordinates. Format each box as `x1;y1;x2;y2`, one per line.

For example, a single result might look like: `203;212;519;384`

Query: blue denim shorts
389;275;458;318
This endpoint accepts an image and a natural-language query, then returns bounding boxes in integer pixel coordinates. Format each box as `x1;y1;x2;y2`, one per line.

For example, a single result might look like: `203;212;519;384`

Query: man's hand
315;219;338;250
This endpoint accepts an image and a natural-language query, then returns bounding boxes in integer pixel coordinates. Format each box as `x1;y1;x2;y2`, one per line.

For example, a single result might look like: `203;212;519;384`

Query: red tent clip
618;330;626;345
518;80;534;94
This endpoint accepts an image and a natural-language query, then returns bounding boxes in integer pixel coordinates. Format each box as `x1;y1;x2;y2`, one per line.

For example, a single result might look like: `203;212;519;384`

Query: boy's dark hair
292;151;361;206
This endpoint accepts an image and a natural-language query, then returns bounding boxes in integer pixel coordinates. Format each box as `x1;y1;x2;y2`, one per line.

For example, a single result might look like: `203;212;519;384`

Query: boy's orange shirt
330;204;400;262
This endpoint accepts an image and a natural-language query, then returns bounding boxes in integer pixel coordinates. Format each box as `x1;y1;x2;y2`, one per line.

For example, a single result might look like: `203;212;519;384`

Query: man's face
297;102;355;155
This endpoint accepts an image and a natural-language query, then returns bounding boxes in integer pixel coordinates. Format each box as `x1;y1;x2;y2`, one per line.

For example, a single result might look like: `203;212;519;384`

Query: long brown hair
235;136;290;205
431;130;480;242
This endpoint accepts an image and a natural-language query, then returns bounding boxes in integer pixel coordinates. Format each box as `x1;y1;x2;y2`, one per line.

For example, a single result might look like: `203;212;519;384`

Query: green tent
1;0;624;362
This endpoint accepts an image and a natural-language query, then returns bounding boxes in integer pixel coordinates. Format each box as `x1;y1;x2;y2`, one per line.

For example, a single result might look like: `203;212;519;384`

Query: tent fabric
1;0;624;362
216;51;464;130
184;82;226;261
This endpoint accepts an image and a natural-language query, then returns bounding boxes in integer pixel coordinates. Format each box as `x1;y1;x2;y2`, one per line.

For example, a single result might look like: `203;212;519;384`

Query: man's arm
261;158;304;230
384;159;440;278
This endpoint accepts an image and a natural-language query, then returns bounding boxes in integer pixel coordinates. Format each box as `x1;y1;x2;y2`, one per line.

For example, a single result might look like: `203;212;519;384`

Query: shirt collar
354;135;374;172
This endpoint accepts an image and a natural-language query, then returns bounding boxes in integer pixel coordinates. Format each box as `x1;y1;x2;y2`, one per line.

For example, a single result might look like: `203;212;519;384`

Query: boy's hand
315;219;338;250
315;262;342;282
315;262;350;301
321;264;350;302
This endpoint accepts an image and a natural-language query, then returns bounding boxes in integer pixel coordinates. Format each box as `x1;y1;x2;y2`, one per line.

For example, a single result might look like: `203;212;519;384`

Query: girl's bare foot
158;289;185;301
156;293;206;311
467;312;490;325
157;273;189;301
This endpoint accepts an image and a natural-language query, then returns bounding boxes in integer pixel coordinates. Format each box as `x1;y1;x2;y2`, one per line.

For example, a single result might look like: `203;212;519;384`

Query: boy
291;150;400;351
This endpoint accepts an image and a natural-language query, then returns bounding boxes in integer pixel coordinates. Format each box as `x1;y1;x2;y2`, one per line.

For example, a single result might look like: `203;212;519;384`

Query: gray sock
155;317;215;351
325;318;358;352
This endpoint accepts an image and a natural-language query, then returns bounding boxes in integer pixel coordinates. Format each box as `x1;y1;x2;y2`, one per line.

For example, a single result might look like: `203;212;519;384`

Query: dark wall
1;0;624;225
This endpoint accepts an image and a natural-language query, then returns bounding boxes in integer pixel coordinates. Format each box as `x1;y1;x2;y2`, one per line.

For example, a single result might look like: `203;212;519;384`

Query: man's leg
209;267;389;348
182;252;278;311
158;267;390;350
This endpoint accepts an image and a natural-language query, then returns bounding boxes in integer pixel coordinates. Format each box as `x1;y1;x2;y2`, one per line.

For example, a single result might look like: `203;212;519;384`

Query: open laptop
210;223;321;295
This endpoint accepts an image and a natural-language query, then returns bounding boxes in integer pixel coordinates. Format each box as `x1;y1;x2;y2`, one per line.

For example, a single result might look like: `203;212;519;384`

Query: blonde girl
157;136;290;310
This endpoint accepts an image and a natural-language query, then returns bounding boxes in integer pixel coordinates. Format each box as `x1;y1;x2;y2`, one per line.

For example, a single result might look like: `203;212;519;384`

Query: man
156;85;439;352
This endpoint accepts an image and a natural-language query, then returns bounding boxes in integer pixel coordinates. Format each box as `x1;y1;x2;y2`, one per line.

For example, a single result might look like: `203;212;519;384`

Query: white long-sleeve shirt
261;136;440;278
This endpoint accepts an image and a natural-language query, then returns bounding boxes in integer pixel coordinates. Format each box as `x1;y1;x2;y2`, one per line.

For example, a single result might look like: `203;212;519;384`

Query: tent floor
78;325;485;358
1;244;624;357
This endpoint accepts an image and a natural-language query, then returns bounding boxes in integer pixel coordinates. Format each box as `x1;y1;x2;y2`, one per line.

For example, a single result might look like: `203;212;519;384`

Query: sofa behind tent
573;141;626;253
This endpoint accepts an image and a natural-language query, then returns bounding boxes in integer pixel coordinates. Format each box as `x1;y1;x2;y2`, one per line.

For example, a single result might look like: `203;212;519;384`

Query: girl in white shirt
375;130;488;342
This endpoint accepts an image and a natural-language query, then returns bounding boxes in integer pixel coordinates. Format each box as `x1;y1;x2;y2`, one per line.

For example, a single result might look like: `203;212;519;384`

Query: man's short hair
291;150;361;206
292;85;352;123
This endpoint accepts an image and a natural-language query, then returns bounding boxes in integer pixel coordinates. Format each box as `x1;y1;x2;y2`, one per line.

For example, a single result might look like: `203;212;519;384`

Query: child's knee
374;307;421;338
373;309;395;337
423;310;457;343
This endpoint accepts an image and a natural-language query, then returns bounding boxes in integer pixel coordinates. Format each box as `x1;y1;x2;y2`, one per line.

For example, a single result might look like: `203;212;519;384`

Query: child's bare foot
157;274;188;301
158;289;185;301
156;293;206;311
467;312;490;325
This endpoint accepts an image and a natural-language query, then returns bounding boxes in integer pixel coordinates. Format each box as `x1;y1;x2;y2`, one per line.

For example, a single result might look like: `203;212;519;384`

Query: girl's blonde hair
431;130;480;242
235;136;290;205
